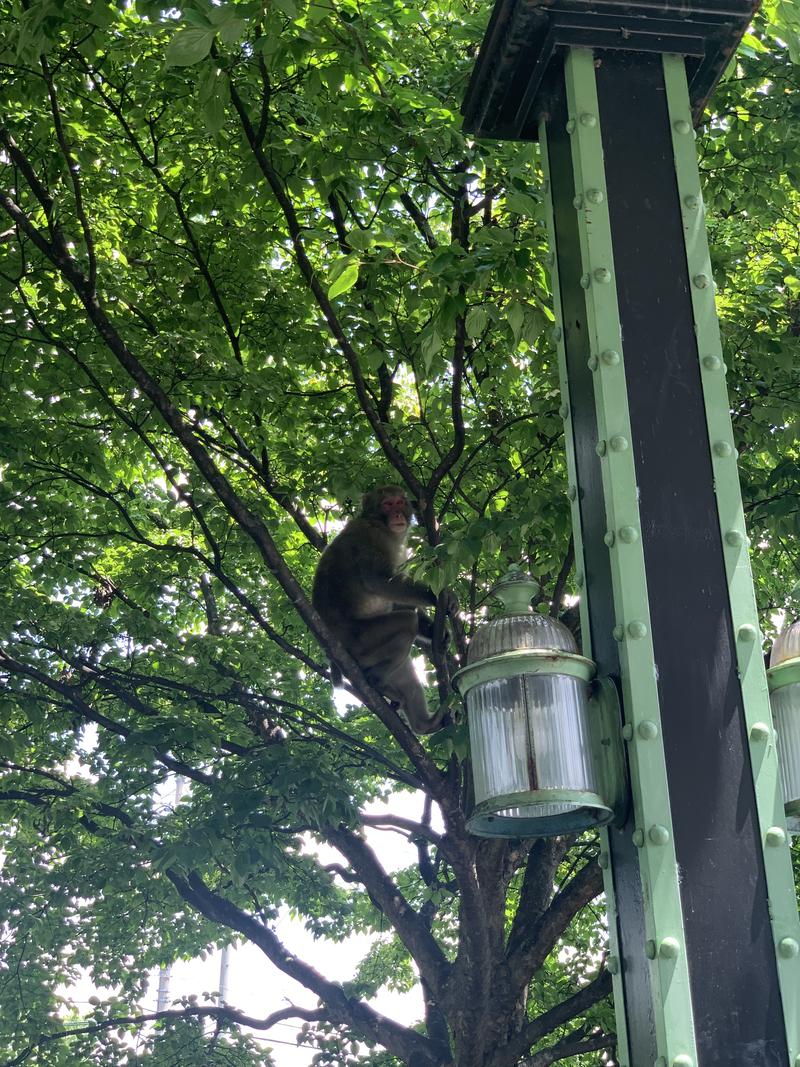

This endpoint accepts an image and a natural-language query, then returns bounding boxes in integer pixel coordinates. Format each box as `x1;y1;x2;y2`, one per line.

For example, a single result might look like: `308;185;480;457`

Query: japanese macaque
312;486;454;734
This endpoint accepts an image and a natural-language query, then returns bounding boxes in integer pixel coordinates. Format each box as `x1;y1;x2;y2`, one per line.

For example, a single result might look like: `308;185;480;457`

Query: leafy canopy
0;0;799;1065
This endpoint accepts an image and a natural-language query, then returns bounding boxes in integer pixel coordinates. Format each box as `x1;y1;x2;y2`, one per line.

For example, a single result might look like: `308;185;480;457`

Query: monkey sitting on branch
312;485;457;734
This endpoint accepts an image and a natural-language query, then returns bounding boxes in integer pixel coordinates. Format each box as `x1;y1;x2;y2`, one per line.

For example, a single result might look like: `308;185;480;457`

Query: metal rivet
594;267;612;283
580;111;597;127
610;435;628;452
598;851;609;869
766;826;787;847
683;194;700;209
559;403;570;419
749;722;770;742
567;485;577;501
655;1059;667;1067
573;194;584;209
660;937;680;959
628;620;648;639
702;354;722;370
545;251;555;266
587;355;599;371
552;326;562;342
621;724;634;741
601;348;620;365
673;119;692;134
737;623;758;643
778;937;800;958
603;529;615;545
576;571;585;588
713;440;733;457
597;440;608;458
566;119;576;134
672;1057;693;1067
618;525;638;543
725;530;745;547
644;939;656;958
612;624;624;642
693;273;710;289
638;720;659;740
649;825;670;846
586;187;604;204
580;273;591;289
632;829;645;847
607;955;619;974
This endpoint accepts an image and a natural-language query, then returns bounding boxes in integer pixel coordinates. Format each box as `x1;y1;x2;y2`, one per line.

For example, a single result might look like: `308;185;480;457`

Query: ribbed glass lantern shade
770;618;800;668
768;616;800;828
456;572;614;838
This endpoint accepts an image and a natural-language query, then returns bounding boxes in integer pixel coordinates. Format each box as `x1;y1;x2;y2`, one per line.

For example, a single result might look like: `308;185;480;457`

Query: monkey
312;485;455;734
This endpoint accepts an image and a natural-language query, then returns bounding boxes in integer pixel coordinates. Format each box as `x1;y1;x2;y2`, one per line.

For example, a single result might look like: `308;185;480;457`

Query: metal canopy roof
462;0;760;140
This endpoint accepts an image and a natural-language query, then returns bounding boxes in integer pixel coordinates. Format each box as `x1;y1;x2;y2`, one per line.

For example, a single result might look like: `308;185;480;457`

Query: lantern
453;572;626;838
767;611;800;834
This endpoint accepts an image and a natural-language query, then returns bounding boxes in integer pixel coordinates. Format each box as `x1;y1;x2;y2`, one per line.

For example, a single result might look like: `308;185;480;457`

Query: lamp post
462;3;800;1064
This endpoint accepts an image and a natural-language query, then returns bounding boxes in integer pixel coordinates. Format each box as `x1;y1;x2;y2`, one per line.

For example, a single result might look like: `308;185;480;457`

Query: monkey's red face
381;493;410;535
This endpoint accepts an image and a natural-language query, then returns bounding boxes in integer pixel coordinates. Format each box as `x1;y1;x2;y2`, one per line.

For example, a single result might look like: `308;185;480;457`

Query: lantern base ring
454;649;596;696
467;788;613;838
767;656;800;691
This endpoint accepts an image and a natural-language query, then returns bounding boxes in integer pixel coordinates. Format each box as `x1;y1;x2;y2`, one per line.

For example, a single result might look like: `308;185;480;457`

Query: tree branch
324;823;451;1001
40;53;97;288
0;163;450;798
0;1004;325;1067
0;651;215;786
400;191;438;250
224;70;423;500
504;860;603;992
498;970;613;1067
166;868;445;1066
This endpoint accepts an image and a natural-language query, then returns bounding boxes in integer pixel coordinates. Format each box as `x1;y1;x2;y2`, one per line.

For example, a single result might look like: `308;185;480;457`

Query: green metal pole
462;3;800;1060
541;47;800;1066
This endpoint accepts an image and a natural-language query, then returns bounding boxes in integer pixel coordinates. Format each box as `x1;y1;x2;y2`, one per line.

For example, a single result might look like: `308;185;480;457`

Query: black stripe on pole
595;48;787;1067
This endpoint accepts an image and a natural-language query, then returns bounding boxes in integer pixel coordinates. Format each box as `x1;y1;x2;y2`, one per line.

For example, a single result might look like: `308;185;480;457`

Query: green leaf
165;27;215;67
420;329;442;371
505;191;540;217
346;228;373;252
219;19;247;45
203;89;227;134
507;300;524;342
183;8;213;28
466;306;488;339
327;260;360;299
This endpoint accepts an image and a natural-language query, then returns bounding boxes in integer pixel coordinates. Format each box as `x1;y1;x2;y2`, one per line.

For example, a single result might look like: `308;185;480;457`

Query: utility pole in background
156;774;186;1013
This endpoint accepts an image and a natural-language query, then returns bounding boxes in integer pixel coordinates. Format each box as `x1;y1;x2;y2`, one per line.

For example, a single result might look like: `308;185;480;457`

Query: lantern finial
492;569;540;615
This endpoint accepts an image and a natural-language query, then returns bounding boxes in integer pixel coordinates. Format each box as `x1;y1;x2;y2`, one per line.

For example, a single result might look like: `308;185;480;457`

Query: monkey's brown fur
312;486;443;733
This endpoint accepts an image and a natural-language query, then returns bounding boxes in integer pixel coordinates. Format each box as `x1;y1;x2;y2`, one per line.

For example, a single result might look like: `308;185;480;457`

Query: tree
0;2;798;1065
